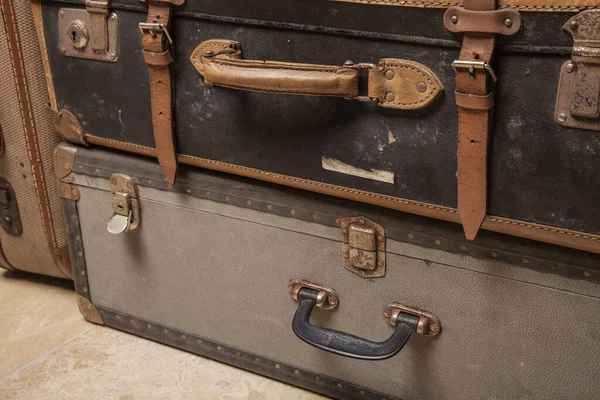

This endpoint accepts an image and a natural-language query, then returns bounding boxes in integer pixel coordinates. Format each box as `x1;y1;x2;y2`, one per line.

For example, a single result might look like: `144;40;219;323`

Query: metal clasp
288;279;339;310
342;61;379;103
138;22;173;45
383;303;441;336
107;174;140;235
452;60;497;82
342;217;386;278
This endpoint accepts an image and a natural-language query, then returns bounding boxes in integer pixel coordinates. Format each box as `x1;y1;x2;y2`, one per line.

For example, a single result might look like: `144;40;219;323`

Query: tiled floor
0;270;326;399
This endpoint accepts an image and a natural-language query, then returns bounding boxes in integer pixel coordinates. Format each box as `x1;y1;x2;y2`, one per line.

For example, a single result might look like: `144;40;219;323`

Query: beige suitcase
0;0;71;278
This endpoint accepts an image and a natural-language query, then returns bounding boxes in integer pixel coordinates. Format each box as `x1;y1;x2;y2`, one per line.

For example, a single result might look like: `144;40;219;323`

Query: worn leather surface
42;2;600;238
140;1;178;184
75;181;600;400
452;0;499;240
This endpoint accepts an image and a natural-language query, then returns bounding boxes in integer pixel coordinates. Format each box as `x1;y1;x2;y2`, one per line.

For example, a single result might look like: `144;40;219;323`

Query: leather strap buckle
452;60;497;82
138;22;173;44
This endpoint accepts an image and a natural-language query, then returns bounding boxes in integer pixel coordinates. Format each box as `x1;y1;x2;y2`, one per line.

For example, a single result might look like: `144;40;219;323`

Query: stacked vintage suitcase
35;0;600;398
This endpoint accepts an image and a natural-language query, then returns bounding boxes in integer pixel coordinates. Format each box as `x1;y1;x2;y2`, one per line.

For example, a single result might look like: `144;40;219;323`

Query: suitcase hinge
555;10;600;132
341;217;386;278
58;2;119;62
0;178;22;237
107;174;141;235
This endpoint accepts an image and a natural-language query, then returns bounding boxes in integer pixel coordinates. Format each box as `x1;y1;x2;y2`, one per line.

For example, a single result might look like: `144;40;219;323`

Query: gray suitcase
57;142;600;400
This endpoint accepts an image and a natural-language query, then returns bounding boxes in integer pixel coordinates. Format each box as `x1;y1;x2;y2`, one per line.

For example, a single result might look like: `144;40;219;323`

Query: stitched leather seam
211;59;343;73
1;0;58;251
331;0;598;11
206;82;353;96
84;134;600;242
383;64;438;106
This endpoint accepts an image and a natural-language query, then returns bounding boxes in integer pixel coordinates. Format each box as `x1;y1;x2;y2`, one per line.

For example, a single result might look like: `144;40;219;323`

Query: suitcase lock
342;217;386;278
107;174;140;235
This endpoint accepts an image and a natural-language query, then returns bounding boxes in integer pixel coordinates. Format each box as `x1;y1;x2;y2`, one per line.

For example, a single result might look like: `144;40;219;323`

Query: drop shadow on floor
1;270;75;291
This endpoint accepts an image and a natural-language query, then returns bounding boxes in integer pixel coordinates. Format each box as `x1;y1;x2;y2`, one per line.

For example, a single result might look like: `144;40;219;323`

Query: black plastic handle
292;288;419;360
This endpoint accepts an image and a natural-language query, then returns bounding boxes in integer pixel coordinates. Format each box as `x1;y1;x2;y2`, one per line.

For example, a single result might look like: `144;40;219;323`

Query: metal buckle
342;61;379;102
452;60;497;82
138;22;173;45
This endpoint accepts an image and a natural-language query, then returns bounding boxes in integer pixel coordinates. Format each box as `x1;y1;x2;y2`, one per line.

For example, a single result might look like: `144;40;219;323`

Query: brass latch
555;10;600;131
107;174;140;234
342;217;385;278
59;2;119;62
288;279;339;310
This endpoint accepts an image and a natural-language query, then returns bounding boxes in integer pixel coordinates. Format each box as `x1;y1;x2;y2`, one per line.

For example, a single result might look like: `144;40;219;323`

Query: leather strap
449;0;498;241
140;1;179;184
191;40;443;111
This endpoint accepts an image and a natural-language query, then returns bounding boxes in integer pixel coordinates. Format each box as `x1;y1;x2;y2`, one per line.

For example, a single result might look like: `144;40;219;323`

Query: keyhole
72;30;77;40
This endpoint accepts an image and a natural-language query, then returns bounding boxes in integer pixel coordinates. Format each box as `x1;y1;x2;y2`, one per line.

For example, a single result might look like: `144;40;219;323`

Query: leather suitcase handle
292;288;419;360
190;40;443;110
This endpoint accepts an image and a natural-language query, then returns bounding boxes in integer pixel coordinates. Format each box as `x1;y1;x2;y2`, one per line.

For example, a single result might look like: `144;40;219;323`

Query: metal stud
558;113;568;123
451;15;458;24
566;63;575;73
384;69;395;80
385;92;395;102
416;82;427;93
504;18;513;28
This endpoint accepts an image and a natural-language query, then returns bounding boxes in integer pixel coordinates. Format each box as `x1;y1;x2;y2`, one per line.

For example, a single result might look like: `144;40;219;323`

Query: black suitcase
38;0;600;254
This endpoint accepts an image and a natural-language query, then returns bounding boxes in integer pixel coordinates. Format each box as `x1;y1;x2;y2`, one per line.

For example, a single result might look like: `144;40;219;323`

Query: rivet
197;339;203;344
570;20;579;30
95;169;100;173
81;271;85;276
116;315;121;320
416;81;427;93
377;261;384;267
558;113;568;123
147;324;152;328
315;377;321;383
335;219;341;225
343;253;349;259
255;357;261;363
225;196;231;201
83;287;88;293
377;235;384;242
294;370;300;375
343;228;349;234
343;60;354;67
64;163;70;170
60;47;66;54
217;346;222;350
584;271;591;277
408;233;415;239
491;251;498;258
383;310;391;318
109;52;116;59
275;363;281;368
337;383;344;389
460;245;468;251
328;298;337;306
186;188;191;194
359;218;365;224
147;180;153;185
267;204;273;210
163;329;168;334
181;335;186;339
504;18;513;28
385;92;395;102
384;69;395;80
110;14;116;21
435;239;441;245
566;63;575;73
236;352;241;357
78;251;83;257
291;209;297;215
313;213;319;220
130;319;135;324
451;15;458;24
247;200;252;206
76;235;81;241
522;258;529;264
60;10;65;17
551;264;558;270
204;50;214;56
